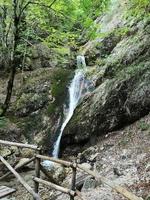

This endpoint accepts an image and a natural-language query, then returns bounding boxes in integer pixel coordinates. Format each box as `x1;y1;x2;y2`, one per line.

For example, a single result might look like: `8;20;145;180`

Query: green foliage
47;68;72;115
0;0;111;70
128;0;150;17
114;27;130;37
138;121;150;131
51;68;71;101
0;117;7;128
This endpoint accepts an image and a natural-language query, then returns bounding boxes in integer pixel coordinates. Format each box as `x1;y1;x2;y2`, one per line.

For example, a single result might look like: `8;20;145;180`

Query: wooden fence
0;139;143;200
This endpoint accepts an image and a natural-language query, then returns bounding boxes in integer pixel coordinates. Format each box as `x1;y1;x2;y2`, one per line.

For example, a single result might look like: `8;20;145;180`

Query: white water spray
42;56;86;168
52;56;86;158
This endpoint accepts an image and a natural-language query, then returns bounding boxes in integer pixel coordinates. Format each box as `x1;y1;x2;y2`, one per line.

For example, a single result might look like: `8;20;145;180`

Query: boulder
62;20;150;150
62;65;150;146
31;43;55;69
42;161;66;184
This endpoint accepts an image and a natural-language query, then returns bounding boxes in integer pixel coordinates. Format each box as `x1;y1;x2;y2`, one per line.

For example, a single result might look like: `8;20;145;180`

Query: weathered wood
36;155;143;200
75;190;84;200
36;155;73;168
0;139;39;150
1;150;141;200
37;155;143;200
34;151;41;197
33;177;75;197
78;164;143;200
0;156;40;200
0;186;16;198
70;162;77;200
0;157;35;181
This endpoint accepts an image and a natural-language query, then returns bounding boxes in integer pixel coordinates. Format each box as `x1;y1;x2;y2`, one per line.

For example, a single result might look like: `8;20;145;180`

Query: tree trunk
0;0;19;116
0;64;16;116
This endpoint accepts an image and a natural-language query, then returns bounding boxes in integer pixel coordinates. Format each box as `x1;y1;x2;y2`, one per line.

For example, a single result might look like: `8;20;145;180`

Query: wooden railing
0;140;143;200
0;139;40;200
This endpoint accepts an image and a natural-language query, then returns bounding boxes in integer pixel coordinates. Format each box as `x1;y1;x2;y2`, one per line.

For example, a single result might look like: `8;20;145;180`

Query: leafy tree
0;0;110;115
0;0;57;115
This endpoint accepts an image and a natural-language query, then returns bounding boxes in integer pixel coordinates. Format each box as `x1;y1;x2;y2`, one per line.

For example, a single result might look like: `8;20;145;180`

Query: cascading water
52;56;86;158
42;56;87;167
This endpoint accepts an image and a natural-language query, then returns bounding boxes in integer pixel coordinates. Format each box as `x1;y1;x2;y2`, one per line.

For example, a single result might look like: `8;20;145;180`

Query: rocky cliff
62;0;150;152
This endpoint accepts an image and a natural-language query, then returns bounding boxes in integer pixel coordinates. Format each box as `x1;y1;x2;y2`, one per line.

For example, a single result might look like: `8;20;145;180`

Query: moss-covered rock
61;17;150;151
62;65;150;148
29;43;75;69
0;67;73;152
48;68;73;115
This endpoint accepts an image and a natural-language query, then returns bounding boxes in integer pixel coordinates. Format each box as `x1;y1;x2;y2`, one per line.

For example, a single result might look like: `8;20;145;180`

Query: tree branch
18;0;57;20
49;0;57;8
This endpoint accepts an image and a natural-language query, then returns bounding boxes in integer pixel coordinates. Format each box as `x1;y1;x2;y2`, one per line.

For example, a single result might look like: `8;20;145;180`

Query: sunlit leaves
128;0;150;16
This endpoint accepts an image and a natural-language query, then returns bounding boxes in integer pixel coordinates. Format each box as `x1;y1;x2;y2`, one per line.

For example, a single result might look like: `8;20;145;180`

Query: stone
77;146;98;163
80;163;92;170
42;162;66;184
62;60;150;149
82;176;97;191
20;149;35;158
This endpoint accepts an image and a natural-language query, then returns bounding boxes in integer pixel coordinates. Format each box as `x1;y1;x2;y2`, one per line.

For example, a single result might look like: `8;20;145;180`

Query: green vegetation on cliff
48;68;72;115
0;0;149;156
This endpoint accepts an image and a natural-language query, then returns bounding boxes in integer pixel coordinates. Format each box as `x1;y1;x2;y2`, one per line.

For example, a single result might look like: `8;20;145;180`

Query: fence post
70;160;77;200
34;148;41;199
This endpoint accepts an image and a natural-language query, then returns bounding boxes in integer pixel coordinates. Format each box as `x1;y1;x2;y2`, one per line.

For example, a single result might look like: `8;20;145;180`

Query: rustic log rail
0;157;35;181
0;156;40;200
70;160;77;200
33;177;75;196
0;139;39;150
36;154;143;200
0;139;40;200
0;140;143;200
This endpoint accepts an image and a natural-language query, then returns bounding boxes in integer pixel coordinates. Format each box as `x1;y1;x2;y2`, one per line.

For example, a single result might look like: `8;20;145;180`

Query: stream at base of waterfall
42;55;93;168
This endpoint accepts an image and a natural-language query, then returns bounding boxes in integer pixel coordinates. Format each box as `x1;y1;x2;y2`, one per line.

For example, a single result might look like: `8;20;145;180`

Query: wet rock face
62;70;150;146
62;20;150;149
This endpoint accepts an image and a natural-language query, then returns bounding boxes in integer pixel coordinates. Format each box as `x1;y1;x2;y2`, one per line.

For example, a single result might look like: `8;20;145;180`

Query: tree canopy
0;0;149;115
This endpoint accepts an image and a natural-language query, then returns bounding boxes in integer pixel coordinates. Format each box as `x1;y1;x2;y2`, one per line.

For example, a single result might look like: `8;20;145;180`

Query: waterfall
77;55;86;68
42;55;87;167
52;56;86;158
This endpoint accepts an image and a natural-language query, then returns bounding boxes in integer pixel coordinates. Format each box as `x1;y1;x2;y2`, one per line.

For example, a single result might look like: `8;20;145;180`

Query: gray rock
77;146;98;163
42;162;66;184
62;23;150;149
82;177;97;191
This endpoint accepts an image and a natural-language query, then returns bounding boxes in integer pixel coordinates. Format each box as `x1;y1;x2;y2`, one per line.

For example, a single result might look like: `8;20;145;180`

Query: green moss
47;104;57;115
127;0;150;17
53;47;70;56
114;27;130;37
117;60;150;80
0;117;7;128
47;68;73;115
138;121;150;131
